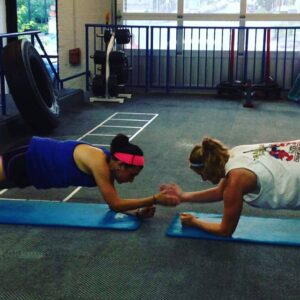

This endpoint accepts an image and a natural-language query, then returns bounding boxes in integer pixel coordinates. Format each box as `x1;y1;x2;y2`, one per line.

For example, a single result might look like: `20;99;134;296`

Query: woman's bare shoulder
226;168;257;194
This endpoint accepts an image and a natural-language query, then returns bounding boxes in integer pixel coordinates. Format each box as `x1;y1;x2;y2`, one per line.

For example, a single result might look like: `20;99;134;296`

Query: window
118;0;300;51
123;0;177;13
17;0;57;78
247;0;300;14
17;0;57;56
118;0;300;25
184;0;240;14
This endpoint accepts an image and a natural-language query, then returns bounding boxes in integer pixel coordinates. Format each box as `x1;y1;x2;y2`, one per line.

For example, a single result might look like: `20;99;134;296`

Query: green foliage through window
17;0;55;33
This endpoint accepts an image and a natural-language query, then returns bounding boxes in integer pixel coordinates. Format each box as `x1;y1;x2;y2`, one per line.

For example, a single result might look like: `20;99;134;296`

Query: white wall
0;0;7;94
58;0;111;89
0;0;6;34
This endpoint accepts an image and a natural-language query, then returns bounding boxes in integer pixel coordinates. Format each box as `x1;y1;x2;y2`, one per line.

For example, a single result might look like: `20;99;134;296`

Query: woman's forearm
108;191;180;212
191;219;233;237
180;179;226;203
0;155;5;182
181;186;223;203
108;195;156;212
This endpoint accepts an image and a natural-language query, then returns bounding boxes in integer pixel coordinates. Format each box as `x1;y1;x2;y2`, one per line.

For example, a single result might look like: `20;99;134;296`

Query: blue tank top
26;136;111;189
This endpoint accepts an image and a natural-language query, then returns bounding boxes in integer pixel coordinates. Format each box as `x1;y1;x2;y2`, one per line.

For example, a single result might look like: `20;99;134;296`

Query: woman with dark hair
163;136;300;236
0;134;180;218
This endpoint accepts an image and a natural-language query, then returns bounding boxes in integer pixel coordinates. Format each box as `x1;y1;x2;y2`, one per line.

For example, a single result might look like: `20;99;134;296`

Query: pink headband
114;152;144;166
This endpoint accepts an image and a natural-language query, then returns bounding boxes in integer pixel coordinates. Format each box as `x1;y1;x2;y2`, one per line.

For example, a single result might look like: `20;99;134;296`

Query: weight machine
90;29;132;103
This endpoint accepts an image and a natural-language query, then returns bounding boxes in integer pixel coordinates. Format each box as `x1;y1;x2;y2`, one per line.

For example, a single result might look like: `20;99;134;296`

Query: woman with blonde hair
163;136;300;236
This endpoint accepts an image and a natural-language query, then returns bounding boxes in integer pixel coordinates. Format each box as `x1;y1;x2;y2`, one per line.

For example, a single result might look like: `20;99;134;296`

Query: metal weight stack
90;29;132;103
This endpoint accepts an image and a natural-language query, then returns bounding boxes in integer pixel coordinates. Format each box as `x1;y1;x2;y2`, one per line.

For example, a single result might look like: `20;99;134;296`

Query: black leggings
0;140;32;188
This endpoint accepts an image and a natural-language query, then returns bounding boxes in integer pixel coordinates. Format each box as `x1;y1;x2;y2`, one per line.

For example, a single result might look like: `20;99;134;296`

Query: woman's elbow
108;203;126;213
107;202;119;212
219;226;235;237
220;231;233;238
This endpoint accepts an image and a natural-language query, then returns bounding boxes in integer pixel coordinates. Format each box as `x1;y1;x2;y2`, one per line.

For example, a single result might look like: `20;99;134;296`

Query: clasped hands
160;183;196;227
135;183;181;219
136;183;197;227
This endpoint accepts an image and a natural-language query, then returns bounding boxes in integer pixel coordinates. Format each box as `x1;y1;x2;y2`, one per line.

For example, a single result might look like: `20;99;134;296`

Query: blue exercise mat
0;199;141;230
166;212;300;246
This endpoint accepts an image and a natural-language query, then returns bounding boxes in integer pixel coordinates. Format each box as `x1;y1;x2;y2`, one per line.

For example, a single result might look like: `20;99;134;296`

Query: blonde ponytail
189;136;229;182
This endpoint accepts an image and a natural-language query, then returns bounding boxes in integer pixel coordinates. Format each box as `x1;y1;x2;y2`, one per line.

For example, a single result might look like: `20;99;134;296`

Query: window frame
117;0;300;25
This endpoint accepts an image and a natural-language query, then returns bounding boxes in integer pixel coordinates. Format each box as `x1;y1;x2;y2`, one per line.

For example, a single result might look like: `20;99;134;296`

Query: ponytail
189;136;229;181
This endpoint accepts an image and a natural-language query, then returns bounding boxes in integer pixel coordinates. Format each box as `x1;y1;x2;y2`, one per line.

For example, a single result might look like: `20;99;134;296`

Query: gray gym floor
0;93;299;300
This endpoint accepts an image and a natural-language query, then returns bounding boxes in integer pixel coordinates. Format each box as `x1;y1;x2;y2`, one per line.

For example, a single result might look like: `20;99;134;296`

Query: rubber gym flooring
0;93;299;300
